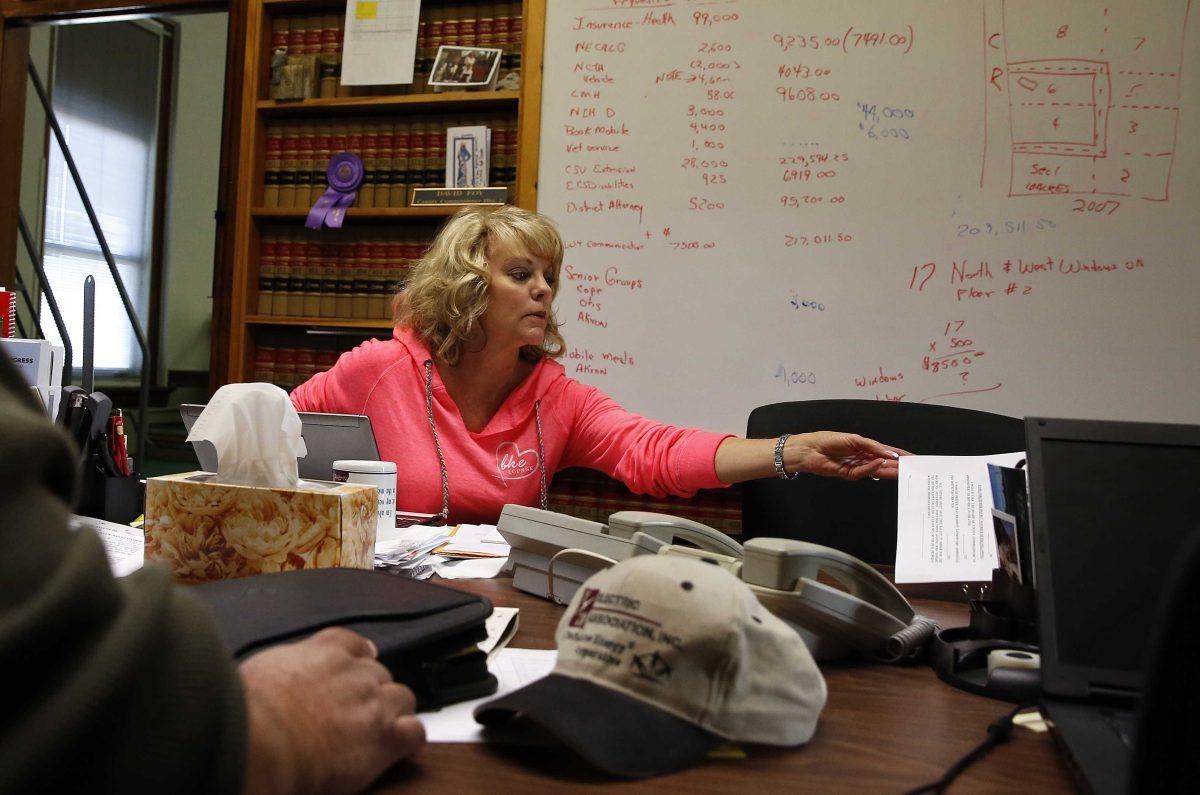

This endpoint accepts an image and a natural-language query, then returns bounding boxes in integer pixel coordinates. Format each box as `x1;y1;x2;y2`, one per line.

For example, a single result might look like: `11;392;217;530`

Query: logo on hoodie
494;441;539;483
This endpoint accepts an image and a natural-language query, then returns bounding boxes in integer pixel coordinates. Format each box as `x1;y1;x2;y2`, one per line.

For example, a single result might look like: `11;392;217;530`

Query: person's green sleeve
0;355;247;793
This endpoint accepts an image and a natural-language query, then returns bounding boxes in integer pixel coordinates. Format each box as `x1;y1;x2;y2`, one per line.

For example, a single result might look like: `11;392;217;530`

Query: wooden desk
378;577;1075;793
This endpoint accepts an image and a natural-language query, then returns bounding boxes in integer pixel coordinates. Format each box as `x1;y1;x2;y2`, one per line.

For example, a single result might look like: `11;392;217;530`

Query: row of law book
262;117;516;209
253;345;339;391
257;228;435;321
268;2;523;99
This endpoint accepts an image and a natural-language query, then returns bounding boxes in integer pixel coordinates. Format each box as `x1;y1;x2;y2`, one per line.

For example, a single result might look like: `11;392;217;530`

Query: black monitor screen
1038;438;1200;676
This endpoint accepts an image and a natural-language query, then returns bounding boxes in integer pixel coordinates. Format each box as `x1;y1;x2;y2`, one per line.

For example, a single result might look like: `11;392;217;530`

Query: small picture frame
991;508;1023;583
428;45;502;89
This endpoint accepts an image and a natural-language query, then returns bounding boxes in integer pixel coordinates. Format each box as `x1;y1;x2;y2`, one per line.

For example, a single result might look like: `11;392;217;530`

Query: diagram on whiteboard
998;0;1191;201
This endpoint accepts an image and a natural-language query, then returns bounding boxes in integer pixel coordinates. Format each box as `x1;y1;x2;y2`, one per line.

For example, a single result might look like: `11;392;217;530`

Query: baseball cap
474;555;827;778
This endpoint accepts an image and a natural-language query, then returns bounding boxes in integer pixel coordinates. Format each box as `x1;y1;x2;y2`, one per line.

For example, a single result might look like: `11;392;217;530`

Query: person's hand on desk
715;432;909;483
240;627;426;795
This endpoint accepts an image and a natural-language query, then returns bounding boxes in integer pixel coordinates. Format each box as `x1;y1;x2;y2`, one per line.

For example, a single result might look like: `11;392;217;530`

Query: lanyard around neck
423;359;548;523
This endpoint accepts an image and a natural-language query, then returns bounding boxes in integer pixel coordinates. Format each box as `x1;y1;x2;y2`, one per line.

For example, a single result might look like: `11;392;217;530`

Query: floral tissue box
144;472;377;583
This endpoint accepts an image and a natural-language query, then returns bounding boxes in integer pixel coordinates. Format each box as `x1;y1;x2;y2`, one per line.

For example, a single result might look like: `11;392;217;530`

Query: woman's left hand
787;432;910;481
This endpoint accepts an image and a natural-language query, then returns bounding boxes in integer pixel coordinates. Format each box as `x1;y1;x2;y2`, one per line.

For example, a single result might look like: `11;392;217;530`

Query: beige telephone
496;505;935;662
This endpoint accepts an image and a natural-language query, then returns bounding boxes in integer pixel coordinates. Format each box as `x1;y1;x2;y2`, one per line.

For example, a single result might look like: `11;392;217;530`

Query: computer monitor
180;404;380;482
1026;417;1200;699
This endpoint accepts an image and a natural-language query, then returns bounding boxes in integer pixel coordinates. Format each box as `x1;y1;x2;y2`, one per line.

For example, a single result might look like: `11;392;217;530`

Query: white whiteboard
537;0;1200;434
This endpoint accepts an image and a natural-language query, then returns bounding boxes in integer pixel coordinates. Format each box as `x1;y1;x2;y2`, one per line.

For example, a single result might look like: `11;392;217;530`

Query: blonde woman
291;206;904;524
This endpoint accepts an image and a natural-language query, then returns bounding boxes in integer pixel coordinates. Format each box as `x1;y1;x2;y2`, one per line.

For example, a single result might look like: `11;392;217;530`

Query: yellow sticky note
706;743;746;760
355;1;377;20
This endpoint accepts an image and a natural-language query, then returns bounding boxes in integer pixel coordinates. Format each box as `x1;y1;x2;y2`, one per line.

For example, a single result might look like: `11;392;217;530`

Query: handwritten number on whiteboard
1133;35;1146;50
909;262;936;291
1120;168;1131;184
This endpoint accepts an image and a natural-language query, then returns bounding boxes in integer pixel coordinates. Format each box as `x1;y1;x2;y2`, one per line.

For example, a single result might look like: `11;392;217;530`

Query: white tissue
186;383;308;488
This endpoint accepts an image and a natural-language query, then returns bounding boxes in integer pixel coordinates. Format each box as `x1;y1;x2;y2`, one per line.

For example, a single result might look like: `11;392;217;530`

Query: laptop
1025;417;1200;794
180;404;381;482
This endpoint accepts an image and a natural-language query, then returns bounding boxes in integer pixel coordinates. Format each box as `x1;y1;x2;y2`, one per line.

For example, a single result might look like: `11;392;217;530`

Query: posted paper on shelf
341;0;420;86
895;452;1025;583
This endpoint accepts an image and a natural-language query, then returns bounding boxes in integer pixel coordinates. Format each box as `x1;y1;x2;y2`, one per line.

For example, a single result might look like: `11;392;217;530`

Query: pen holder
78;461;143;525
929;568;1040;703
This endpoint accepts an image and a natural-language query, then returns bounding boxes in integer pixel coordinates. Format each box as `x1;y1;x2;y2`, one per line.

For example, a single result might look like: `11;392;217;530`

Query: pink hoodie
290;328;731;524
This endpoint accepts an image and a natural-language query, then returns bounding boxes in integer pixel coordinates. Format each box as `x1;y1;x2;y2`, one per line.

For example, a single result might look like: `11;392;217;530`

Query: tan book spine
286;14;306;68
376;122;394;208
424;8;446;93
272;237;292;315
391;122;410;207
509;2;523;76
351;240;371;319
294;347;316;387
459;10;477;48
477;11;495;52
424;121;442;188
370;238;388;319
258;232;277;315
288;236;309;316
263;125;282;208
408;121;426;194
278;123;299;208
330;120;348;158
311;121;331;204
319;13;339;98
294;123;315;210
443;13;460;49
319;242;338;317
359;120;378;208
303;14;322;58
334;15;351;97
275;347;296;390
386;238;404;319
335;243;354;318
300;236;321;317
253;345;276;384
268;16;290;100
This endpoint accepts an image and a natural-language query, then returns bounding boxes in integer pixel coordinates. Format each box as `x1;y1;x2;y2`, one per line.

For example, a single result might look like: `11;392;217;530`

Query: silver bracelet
774;434;799;480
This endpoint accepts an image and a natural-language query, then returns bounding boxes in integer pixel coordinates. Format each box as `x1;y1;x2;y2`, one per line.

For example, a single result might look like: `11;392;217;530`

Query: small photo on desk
991;509;1022;583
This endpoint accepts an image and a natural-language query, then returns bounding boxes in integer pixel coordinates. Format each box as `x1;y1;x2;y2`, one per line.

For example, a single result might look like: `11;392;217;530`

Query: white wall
15;27;52;337
161;12;228;380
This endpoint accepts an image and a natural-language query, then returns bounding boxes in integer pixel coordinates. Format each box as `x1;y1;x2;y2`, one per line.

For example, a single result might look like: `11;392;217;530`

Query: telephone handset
496;505;935;661
606;510;745;558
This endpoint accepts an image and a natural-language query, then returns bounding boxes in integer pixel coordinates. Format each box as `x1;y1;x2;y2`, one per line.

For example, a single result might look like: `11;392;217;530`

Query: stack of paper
430;523;510;580
434;523;509;559
374;524;451;580
374;524;511;580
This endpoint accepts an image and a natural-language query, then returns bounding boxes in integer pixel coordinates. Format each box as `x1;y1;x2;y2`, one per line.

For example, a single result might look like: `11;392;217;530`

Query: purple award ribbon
306;152;363;230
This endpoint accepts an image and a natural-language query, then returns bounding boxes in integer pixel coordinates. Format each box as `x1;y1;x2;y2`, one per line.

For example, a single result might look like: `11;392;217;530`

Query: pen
114;409;129;476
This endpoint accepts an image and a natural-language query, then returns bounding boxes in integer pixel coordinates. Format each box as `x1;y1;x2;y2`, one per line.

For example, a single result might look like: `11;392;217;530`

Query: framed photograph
428;45;502;88
991;509;1023;583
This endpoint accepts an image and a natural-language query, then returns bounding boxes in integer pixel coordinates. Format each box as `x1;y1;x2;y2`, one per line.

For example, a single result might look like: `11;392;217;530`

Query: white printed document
340;0;420;86
71;514;144;578
418;648;556;743
895;452;1025;583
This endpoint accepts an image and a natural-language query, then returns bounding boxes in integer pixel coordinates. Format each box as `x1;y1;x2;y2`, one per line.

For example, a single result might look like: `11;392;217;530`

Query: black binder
192;568;498;709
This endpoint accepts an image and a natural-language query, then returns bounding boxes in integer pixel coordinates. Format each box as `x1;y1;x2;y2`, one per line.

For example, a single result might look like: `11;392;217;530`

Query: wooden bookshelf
246;315;393;329
251;206;464;219
257;89;520;116
218;0;545;387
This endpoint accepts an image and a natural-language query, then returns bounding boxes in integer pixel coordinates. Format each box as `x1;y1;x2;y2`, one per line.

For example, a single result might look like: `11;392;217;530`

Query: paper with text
418;648;556;743
340;0;420;86
72;515;144;578
895;452;1025;582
